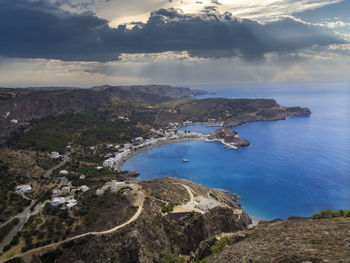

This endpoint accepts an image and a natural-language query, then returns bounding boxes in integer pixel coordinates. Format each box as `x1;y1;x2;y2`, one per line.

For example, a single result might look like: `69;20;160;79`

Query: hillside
0;177;252;263
197;217;350;263
0;85;206;138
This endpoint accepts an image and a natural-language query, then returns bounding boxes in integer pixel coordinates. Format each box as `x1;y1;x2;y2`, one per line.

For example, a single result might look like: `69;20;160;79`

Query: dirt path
172;183;204;214
1;191;145;263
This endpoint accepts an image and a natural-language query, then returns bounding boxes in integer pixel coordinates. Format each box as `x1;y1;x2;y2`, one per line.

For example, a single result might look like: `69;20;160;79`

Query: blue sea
122;82;350;220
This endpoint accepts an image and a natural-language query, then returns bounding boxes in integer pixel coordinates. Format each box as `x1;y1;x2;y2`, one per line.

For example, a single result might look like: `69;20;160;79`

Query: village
12;119;245;216
12;120;203;215
102;121;205;170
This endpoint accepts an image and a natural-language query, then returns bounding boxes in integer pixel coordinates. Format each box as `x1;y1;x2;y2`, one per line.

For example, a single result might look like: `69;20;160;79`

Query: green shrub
161;204;174;213
312;208;349;219
210;236;230;254
344;210;350;217
160;253;185;263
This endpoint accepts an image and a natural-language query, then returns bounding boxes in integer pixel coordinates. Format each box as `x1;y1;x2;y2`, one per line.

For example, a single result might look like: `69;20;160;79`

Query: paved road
1;191;145;263
44;153;70;178
0;200;33;252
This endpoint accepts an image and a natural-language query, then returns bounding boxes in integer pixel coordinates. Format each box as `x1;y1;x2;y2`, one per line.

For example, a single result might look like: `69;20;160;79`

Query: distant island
3;85;348;263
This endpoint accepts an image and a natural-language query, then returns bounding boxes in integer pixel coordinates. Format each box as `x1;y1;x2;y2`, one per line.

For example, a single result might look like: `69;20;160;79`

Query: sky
1;0;350;87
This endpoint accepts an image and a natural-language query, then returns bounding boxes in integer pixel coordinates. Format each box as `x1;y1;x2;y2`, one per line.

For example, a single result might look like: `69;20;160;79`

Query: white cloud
97;0;345;26
57;0;345;26
323;20;350;28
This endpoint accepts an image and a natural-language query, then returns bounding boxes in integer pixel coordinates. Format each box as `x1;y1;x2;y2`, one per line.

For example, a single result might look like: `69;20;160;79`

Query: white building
10;119;18;124
16;185;32;194
66;199;77;208
51;197;66;206
134;137;144;142
59;170;68;175
124;143;131;149
78;185;89;192
51;152;60;159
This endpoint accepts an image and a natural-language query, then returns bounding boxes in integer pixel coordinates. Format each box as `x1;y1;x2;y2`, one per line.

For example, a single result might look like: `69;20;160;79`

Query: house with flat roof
51;197;65;206
16;184;32;194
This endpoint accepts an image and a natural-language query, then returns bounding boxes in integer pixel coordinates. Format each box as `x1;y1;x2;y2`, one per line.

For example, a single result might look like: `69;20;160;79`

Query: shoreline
116;137;205;170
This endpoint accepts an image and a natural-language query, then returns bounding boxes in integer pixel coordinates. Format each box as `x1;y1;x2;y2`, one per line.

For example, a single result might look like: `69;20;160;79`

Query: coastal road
1;190;145;263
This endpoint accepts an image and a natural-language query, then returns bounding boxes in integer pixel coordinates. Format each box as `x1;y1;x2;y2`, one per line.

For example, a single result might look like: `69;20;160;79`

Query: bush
312;208;350;219
345;210;350;217
210;236;230;254
160;253;185;263
161;204;174;213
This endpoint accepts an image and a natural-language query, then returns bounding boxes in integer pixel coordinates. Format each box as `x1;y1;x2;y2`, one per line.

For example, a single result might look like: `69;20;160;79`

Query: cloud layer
0;0;345;62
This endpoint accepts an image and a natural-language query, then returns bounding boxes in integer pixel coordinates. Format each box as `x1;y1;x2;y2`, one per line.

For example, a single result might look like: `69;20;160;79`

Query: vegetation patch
40;249;63;263
312;208;350;219
160;252;185;263
8;112;145;153
162;204;175;213
0;160;31;223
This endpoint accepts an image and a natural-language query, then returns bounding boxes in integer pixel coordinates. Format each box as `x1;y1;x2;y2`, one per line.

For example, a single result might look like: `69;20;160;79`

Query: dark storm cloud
0;0;346;62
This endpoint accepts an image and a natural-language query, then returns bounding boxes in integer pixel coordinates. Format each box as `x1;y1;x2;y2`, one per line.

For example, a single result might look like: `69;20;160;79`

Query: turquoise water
122;82;350;220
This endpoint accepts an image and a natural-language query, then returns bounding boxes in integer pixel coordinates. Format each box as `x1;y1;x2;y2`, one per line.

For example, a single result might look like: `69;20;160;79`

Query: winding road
1;191;145;263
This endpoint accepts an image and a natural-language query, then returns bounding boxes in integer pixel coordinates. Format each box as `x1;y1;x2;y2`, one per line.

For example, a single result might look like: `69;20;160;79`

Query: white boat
182;159;189;162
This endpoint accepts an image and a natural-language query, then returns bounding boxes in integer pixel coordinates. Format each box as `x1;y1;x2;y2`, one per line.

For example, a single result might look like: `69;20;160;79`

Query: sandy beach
115;137;205;170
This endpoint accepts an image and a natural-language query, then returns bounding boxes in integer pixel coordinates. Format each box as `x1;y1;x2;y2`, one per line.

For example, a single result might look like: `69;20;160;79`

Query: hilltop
0;85;206;138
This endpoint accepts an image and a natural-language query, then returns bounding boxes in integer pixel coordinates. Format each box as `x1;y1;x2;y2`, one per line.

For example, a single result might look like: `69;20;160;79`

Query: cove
122;82;350;220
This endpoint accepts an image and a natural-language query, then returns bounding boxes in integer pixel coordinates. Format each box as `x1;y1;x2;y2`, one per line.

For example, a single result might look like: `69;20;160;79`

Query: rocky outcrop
207;128;250;149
